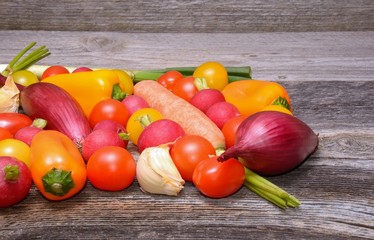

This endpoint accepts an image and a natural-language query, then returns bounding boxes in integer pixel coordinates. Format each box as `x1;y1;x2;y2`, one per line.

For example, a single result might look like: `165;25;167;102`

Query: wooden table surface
0;30;373;239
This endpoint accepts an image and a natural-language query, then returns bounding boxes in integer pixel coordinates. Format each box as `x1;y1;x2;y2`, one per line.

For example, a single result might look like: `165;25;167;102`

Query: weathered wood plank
1;31;374;82
0;0;373;33
0;31;373;239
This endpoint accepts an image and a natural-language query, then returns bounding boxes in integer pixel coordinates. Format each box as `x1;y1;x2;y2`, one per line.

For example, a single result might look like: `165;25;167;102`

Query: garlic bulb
0;75;20;113
136;145;185;196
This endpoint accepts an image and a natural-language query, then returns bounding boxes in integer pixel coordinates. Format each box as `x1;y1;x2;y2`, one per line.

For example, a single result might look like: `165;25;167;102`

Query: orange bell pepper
221;80;292;116
42;69;133;118
30;130;87;201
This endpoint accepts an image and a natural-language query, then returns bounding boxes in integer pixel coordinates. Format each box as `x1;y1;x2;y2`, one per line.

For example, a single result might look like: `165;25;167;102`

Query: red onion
20;82;91;146
218;111;318;176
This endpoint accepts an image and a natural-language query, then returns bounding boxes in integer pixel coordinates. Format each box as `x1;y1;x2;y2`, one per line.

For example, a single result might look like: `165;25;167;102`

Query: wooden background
0;1;373;239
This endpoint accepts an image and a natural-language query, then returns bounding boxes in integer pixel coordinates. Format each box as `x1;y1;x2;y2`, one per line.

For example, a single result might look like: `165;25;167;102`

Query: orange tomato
30;130;87;201
221;115;247;149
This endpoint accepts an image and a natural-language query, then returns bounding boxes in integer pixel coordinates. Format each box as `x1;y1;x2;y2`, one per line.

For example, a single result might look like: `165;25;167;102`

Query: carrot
133;80;226;150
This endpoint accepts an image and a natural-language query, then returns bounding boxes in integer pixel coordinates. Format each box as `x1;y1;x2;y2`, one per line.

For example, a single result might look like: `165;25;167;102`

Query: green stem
138;114;153;128
4;164;20;181
32;118;48;129
111;83;128;101
119;132;130;141
244;167;301;209
194;77;209;90
42;168;75;196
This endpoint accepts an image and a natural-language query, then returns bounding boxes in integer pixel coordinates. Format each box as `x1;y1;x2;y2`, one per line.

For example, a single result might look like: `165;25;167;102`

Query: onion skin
20;82;91;145
218;111;318;176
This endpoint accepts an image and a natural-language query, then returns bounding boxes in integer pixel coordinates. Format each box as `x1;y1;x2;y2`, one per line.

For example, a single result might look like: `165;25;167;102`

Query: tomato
87;146;136;191
0;127;13;140
157;70;184;91
113;69;134;95
172;76;198;102
12;70;39;86
170;135;216;182
192;156;245;198
126;108;163;145
41;65;70;80
193;62;228;91
221;115;247;148
89;99;131;128
0;139;31;168
0;113;32;135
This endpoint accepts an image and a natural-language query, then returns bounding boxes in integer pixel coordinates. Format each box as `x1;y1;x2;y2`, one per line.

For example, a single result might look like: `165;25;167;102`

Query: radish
81;129;128;162
93;119;126;134
137;119;185;153
206;101;241;129
0;156;32;208
14;118;47;146
121;95;149;115
190;89;226;113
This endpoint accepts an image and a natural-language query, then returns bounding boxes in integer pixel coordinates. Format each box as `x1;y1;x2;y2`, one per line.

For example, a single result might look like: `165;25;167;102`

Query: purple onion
20;82;91;145
218;111;318;176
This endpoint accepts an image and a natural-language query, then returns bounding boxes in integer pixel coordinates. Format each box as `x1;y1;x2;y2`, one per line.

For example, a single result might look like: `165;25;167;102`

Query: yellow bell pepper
221;79;292;116
42;69;133;118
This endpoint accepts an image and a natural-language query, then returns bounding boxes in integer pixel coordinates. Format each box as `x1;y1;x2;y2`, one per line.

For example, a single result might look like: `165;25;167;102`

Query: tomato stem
4;164;20;181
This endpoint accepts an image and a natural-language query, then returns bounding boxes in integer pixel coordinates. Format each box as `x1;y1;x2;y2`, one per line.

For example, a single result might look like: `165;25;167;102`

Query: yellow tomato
113;69;134;95
12;70;39;86
0;139;31;168
126;108;163;145
193;62;228;91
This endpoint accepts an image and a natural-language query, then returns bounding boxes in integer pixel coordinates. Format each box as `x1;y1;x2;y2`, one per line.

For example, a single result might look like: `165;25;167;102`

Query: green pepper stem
111;83;128;101
42;168;75;197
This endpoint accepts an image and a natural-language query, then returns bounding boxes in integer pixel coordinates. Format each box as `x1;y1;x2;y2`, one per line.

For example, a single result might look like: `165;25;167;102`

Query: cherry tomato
193;62;228;91
157;70;184;91
221;115;247;148
87;146;136;191
170;135;216;182
126;108;163;145
0;139;31;168
89;99;131;128
172;76;198;102
113;69;134;95
12;70;39;86
0;127;13;140
192;156;245;198
41;65;70;80
0;113;32;135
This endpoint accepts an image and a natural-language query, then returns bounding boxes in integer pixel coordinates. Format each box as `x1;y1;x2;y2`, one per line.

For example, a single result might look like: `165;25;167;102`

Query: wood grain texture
0;0;373;33
0;31;373;239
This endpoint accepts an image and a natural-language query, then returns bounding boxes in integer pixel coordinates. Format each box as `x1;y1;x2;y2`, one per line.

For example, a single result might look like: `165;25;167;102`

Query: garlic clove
0;75;20;113
136;145;185;196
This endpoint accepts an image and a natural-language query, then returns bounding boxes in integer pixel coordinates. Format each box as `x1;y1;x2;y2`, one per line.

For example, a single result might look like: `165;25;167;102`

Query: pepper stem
111;83;128;101
42;168;75;196
4;164;20;181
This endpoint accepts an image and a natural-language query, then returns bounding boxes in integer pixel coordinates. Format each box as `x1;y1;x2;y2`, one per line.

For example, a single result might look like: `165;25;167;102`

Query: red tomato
0;127;13;140
192;156;245;198
89;99;131;128
87;146;136;191
157;70;183;91
0;113;32;135
170;135;216;182
221;115;247;148
172;76;198;101
41;65;70;79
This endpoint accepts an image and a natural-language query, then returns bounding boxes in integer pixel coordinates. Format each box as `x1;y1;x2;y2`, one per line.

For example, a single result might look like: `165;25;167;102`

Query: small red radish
81;129;128;161
190;89;226;113
206;101;241;129
93;119;126;134
0;156;32;208
72;67;93;73
122;95;149;115
14;118;47;146
137;119;185;153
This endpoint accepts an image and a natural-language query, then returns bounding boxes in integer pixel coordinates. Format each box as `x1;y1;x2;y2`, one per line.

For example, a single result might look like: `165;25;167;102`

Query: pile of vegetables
0;43;318;210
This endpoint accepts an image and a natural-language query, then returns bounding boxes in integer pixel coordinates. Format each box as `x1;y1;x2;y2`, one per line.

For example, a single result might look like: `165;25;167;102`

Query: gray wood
0;31;373;239
0;0;373;33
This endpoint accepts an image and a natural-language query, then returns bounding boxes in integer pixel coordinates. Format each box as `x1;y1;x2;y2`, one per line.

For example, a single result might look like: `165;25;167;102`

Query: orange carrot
133;80;226;150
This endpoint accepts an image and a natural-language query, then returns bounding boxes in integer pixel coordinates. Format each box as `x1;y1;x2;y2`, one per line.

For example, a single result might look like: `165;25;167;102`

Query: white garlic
136;145;185;196
0;75;20;113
